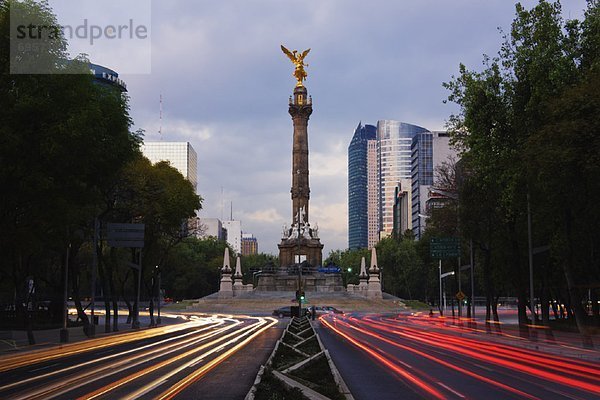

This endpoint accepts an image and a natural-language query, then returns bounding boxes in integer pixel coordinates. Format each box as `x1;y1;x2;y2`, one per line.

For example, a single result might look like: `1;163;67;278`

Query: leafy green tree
445;0;600;338
162;237;231;300
103;156;201;326
240;253;279;285
0;0;138;340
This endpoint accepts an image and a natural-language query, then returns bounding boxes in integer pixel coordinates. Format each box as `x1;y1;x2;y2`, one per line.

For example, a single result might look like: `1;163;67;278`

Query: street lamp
155;265;161;325
440;270;455;312
427;189;476;319
60;242;71;343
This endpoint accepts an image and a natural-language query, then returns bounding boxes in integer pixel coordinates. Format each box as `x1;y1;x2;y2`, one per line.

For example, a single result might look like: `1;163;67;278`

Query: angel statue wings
281;45;311;87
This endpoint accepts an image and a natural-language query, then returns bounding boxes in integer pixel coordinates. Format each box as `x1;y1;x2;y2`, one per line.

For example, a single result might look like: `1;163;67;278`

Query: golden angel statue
281;45;311;87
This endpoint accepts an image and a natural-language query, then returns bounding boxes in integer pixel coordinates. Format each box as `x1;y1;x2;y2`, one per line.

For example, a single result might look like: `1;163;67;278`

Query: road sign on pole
430;237;460;259
107;223;145;248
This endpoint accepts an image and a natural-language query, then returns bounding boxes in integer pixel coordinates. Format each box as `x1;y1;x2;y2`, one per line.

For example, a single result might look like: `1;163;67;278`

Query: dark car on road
273;306;293;318
309;306;344;317
273;306;309;318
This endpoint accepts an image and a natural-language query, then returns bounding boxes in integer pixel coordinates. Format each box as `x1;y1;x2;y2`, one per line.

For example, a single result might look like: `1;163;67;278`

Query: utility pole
156;266;161;325
527;192;536;326
439;259;443;316
470;239;475;319
60;242;70;343
90;218;98;337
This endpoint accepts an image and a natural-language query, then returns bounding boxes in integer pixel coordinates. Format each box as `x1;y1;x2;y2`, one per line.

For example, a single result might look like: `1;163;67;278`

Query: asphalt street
317;313;600;400
0;314;279;400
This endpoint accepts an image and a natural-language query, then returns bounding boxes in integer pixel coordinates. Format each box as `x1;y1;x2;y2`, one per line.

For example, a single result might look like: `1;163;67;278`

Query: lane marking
30;363;60;373
436;382;466;398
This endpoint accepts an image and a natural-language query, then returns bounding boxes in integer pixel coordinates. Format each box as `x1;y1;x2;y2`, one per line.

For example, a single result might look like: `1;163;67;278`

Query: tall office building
90;63;127;92
411;131;454;238
141;142;198;192
366;139;379;249
241;233;258;256
196;218;226;240
348;123;377;249
377;120;429;237
411;132;434;239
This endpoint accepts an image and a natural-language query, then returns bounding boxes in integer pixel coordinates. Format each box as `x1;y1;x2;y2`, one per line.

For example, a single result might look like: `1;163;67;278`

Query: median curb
245;316;354;400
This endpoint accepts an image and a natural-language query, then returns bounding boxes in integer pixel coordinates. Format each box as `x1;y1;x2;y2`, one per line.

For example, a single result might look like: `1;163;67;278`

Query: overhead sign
430;237;460;259
107;223;145;248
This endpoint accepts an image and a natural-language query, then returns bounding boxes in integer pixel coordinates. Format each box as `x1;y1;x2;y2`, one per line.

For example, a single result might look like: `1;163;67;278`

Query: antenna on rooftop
159;94;163;140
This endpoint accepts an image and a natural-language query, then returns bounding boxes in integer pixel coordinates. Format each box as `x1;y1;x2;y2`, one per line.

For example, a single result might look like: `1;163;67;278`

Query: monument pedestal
219;276;233;299
256;272;343;292
278;236;323;268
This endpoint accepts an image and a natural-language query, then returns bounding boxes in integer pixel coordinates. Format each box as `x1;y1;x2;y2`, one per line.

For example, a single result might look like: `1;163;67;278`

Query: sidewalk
0;313;184;354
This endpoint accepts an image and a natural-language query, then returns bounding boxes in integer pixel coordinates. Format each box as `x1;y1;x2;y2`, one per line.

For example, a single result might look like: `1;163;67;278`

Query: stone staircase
186;291;405;315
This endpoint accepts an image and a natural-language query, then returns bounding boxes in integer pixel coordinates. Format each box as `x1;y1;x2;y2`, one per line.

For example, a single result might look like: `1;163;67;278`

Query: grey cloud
109;0;589;255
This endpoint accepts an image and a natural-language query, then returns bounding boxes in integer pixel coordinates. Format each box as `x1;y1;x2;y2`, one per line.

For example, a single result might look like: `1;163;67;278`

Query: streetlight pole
90;218;98;337
155;265;161;325
438;259;443;316
132;249;142;329
470;239;475;319
60;242;70;343
527;192;536;326
457;255;462;318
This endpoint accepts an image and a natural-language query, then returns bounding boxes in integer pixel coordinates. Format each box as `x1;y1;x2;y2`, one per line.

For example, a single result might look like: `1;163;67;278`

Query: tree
103;156;202;326
445;0;600;338
162;237;232;300
0;0;139;340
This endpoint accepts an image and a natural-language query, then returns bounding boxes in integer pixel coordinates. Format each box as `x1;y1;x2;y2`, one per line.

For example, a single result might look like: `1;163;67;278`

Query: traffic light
295;290;299;300
300;291;305;302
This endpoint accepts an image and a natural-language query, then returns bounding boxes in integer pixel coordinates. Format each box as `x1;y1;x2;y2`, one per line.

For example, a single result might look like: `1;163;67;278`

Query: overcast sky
51;0;587;256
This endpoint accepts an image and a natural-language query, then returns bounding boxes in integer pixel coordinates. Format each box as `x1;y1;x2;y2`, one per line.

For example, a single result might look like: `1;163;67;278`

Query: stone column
358;256;369;296
233;256;243;296
218;248;233;299
367;247;382;299
290;86;312;224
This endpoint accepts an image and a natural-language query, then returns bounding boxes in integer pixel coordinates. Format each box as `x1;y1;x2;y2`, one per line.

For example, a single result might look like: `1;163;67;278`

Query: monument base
278;237;323;268
256;272;343;292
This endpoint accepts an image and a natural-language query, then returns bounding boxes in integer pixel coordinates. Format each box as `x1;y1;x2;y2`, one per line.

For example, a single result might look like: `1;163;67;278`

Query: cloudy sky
51;0;587;256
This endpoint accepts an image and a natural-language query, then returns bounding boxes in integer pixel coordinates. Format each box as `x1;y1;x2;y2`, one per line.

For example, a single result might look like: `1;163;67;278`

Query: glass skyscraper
378;121;429;236
347;123;376;249
411;132;434;238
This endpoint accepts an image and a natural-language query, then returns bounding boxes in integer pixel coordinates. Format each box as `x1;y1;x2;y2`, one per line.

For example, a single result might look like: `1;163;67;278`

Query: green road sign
430;237;460;259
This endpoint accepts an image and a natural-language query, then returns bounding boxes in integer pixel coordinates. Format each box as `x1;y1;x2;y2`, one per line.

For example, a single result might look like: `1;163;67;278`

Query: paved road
317;313;600;400
0;314;278;399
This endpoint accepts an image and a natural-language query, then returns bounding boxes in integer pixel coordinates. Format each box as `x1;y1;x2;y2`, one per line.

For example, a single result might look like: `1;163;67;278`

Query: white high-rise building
223;220;242;255
141;142;198;192
196;218;225;240
377;120;429;237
